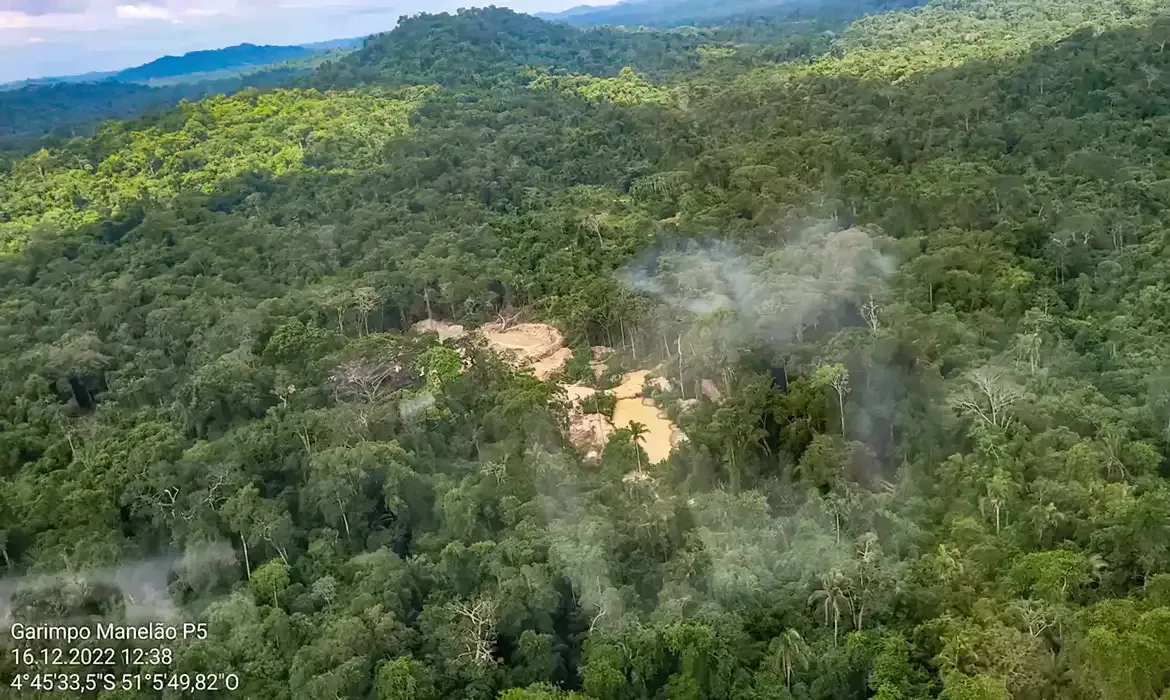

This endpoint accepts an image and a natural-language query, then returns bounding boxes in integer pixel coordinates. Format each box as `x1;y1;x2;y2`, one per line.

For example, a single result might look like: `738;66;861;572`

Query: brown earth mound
564;384;598;403
413;319;467;341
481;322;564;364
531;347;573;381
569;413;616;451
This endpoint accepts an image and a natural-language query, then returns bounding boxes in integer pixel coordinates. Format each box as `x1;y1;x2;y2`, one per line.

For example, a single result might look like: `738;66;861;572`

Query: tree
448;596;499;667
812;363;850;434
766;629;810;689
979;468;1014;535
250;559;290;607
353;286;380;336
581;642;627;700
1069;603;1170;700
374;657;437;700
809;574;853;647
423;344;463;393
951;367;1021;431
303;444;380;541
1006;550;1088;604
220;484;295;571
628;421;648;474
330;356;411;403
861;294;881;336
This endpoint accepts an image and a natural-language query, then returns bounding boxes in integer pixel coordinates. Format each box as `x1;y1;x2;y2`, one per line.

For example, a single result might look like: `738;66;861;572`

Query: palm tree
980;468;1013;534
628;421;647;473
808;575;852;647
767;629;810;688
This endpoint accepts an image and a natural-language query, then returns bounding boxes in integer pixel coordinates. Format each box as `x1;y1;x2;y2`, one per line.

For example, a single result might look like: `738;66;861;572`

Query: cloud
1;0;89;15
0;12;30;29
26;35;43;42
116;3;172;20
0;9;96;30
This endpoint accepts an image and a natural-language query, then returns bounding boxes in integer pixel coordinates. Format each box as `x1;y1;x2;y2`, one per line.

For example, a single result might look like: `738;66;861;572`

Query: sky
0;0;618;83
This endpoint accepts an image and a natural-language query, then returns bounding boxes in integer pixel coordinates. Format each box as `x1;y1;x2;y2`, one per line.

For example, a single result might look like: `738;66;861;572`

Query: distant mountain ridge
301;37;366;52
1;38;364;91
113;43;314;82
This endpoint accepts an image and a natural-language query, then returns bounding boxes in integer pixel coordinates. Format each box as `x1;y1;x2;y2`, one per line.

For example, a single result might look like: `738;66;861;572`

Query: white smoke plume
529;444;627;633
621;223;896;349
0;540;238;630
616;223;902;612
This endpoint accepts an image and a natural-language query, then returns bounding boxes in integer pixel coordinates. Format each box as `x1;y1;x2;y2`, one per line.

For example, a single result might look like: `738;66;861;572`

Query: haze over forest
2;0;1170;699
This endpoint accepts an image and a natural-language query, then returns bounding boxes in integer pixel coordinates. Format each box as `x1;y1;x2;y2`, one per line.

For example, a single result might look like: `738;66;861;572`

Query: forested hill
0;41;356;145
4;2;1170;700
113;43;316;83
308;7;705;89
0;65;309;145
538;0;925;28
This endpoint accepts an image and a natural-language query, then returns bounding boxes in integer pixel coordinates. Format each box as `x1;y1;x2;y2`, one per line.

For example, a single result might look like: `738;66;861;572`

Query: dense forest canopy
306;8;709;90
538;0;926;29
2;1;1170;699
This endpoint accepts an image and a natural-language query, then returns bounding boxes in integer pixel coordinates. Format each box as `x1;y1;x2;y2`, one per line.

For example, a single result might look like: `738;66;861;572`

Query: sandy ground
612;394;678;465
594;369;682;464
531;347;574;381
569;414;616;453
611;370;650;400
589;346;612;379
481;322;563;361
412;319;684;464
564;384;598;403
413;319;467;342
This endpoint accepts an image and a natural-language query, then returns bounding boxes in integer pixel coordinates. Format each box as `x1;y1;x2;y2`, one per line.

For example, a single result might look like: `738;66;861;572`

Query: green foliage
0;65;319;146
798;0;1167;81
422;345;464;393
311;7;705;90
250;559;291;607
1004;549;1089;603
374;657;438;700
497;684;586;699
0;87;425;250
580;392;617;418
939;673;1009;700
528;66;675;106
543;0;925;30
